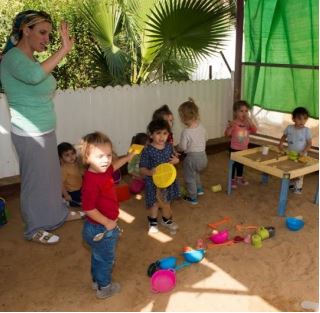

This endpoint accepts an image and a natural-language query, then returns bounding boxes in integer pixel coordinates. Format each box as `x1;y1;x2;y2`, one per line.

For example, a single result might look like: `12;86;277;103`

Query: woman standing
0;10;75;244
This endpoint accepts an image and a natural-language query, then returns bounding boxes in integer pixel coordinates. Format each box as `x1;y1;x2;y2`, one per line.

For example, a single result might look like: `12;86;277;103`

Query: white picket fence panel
0;79;233;179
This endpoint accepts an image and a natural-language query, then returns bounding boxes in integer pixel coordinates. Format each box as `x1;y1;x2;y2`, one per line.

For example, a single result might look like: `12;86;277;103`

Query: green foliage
81;0;235;84
0;0;235;89
0;0;98;90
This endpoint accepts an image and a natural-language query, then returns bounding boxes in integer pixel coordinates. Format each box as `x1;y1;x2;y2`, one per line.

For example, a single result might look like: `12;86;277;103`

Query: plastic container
129;178;145;194
262;146;269;155
152;163;177;188
209;230;229;244
151;269;176;293
159;256;177;269
211;184;222;192
115;184;131;202
183;249;205;263
286;217;304;231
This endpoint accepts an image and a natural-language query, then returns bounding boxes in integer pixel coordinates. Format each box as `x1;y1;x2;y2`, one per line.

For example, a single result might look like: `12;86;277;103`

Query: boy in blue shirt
279;107;312;194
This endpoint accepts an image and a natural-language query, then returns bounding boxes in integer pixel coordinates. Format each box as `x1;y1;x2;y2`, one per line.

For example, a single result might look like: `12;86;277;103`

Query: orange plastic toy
208;216;231;229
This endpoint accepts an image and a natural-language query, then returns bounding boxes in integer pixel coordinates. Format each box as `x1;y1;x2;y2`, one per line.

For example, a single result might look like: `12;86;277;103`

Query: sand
0;151;318;312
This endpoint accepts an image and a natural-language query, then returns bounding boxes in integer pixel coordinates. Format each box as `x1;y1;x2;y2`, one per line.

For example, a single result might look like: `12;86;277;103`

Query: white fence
0;79;233;179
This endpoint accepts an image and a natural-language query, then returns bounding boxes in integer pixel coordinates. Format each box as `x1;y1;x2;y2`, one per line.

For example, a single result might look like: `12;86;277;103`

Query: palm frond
144;0;235;62
81;0;129;78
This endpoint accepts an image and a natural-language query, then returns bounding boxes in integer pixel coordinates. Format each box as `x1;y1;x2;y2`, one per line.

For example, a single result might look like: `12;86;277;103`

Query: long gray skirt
11;131;68;240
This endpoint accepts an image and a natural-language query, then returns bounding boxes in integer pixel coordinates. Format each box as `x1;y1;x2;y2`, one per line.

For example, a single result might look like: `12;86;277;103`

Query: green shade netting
243;0;319;118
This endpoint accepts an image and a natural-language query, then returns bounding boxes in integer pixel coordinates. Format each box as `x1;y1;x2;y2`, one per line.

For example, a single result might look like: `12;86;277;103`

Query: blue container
0;197;7;227
286;217;304;231
183;249;205;263
159;257;177;269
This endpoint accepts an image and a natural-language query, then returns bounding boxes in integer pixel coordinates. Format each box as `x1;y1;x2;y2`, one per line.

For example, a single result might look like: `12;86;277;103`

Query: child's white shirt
179;123;207;153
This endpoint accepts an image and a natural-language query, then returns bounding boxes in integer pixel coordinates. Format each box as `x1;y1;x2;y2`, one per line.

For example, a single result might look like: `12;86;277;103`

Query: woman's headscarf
1;10;52;56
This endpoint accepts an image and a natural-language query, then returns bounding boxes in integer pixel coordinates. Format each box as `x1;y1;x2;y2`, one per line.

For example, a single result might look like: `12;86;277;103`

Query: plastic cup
251;234;262;248
211;184;222;192
257;227;270;240
262;146;269;155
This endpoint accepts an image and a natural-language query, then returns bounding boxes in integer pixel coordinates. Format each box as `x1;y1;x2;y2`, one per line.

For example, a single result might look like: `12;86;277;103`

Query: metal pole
220;51;232;73
234;0;244;102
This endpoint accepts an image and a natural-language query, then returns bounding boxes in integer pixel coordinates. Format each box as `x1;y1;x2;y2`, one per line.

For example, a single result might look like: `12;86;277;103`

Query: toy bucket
209;230;229;244
159;256;177;269
129;178;145;194
183;249;205;263
151;269;176;293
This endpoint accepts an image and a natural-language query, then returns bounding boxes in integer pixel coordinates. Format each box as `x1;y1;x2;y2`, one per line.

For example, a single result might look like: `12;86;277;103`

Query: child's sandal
31;230;59;244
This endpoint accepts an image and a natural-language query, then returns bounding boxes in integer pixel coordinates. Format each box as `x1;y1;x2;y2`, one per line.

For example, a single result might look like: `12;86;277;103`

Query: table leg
261;173;269;185
227;160;234;195
314;181;319;205
278;174;290;216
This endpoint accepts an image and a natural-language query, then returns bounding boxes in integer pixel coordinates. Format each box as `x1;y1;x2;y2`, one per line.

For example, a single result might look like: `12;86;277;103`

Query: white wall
0;79;233;178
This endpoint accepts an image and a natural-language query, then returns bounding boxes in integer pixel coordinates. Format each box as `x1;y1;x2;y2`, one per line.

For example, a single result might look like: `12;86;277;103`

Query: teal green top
0;47;57;133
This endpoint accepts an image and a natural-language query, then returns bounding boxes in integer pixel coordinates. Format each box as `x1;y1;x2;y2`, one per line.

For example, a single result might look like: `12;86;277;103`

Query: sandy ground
0;151;318;312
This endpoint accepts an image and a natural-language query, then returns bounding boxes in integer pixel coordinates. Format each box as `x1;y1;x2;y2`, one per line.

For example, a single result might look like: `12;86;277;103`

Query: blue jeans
82;220;120;288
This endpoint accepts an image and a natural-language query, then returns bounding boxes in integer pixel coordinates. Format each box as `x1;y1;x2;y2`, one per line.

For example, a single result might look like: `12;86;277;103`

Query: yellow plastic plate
152;163;177;188
128;144;144;155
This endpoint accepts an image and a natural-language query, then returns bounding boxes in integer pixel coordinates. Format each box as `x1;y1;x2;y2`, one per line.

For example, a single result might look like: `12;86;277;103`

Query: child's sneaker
231;179;237;189
293;188;302;195
182;196;198;205
148;217;159;233
237;177;249;186
160;217;179;231
96;282;121;299
92;281;98;290
197;187;204;196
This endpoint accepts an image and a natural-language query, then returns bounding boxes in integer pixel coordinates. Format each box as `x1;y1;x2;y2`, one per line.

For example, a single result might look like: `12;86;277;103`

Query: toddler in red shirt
80;131;133;299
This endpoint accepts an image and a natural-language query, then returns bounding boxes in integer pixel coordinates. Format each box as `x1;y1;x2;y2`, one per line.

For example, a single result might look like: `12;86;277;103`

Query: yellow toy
152;163;177;188
128;144;144;155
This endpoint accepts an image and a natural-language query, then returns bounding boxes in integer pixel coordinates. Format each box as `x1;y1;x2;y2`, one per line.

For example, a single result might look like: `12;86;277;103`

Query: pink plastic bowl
129;178;145;194
209;230;229;244
151;269;176;293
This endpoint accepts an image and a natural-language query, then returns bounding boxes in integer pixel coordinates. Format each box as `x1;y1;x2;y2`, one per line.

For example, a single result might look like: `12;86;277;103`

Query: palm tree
81;0;235;86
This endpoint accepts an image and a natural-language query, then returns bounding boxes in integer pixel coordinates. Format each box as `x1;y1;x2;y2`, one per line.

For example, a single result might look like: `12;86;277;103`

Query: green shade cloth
243;0;319;118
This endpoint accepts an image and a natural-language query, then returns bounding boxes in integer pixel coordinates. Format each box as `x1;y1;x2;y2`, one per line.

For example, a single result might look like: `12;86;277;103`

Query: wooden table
227;147;319;216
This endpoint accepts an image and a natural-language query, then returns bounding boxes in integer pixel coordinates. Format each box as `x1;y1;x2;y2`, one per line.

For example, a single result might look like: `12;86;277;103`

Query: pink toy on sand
151;269;176;293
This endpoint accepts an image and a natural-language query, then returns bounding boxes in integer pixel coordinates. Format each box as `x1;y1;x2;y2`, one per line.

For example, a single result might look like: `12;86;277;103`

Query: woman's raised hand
59;21;74;54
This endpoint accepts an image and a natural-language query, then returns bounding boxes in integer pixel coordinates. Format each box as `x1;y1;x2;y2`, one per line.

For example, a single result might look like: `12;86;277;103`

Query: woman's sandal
66;210;85;222
31;230;59;244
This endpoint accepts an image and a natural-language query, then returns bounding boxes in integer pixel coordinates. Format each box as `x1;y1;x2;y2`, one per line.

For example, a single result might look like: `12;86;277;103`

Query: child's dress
139;143;179;208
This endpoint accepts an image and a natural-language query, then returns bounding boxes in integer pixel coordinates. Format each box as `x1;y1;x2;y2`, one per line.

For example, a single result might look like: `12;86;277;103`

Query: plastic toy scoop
93;230;108;242
93;226;122;242
152;163;177;188
128;144;144;154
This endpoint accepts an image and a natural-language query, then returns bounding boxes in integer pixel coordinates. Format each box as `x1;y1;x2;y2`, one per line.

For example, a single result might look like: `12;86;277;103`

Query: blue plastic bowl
159;256;177;269
286;217;304;231
183;249;205;263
